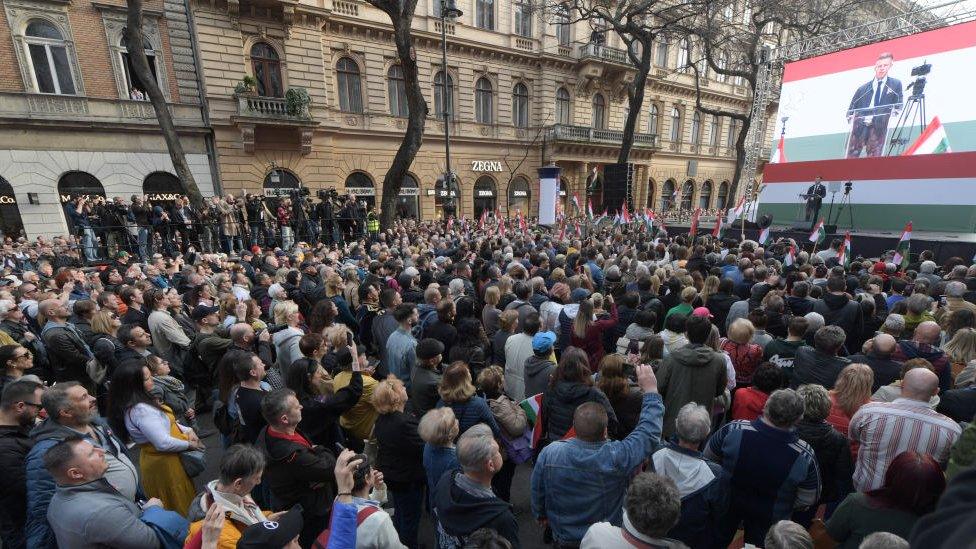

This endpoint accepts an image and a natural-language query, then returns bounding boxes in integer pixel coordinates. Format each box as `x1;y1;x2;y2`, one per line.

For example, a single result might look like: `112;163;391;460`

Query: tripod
832;187;856;232
886;89;926;156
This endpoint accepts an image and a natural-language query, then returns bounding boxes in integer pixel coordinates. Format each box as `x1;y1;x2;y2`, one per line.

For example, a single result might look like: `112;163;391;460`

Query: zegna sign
471;160;503;172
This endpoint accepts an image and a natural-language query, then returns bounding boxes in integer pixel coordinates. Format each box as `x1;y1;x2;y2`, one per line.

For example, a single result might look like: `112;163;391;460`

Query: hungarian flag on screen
771;133;788;163
809;219;826;244
903;116;952;155
893;222;912;268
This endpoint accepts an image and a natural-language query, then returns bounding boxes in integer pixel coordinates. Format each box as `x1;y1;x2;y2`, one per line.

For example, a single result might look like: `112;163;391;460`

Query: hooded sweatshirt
557;303;580;351
272;327;303;370
650;444;728;549
813;293;863;340
523;355;556;399
541;381;618;442
657;344;728;438
432;470;520;549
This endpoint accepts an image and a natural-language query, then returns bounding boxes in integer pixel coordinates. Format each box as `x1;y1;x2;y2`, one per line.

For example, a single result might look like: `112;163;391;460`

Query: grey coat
47;478;160;549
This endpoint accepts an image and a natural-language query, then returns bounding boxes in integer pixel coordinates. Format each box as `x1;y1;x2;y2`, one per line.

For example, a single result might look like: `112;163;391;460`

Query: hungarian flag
586;199;595;220
478;209;487;230
770;132;788;163
612;213;622;226
519;393;545;449
558;221;567;241
594;209;608;225
757;226;771;246
519;212;528;232
893;222;912;268
726;196;746;225
809;219;826;245
689;208;701;238
903;117;951;156
574;221;582;237
712;213;724;238
446;216;454;232
784;244;796;267
572;193;582;214
837;231;852;267
621;202;631;224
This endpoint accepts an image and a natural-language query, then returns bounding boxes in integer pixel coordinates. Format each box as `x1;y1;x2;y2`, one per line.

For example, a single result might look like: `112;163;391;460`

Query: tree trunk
730;115;751;207
377;11;427;230
126;0;205;210
617;42;653;165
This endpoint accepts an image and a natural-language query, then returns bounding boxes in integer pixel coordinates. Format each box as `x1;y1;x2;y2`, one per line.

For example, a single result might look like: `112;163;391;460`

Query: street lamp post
440;0;462;219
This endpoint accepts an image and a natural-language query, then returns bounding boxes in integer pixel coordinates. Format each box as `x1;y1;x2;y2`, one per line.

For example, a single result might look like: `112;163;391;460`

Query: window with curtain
691;111;702;144
120;30;159;96
555;9;571;45
556;87;571;124
250;42;282;97
680;181;694;210
387;65;408;117
654;39;669;67
709;116;719;146
475;77;494;124
336;57;363;113
592;93;606;129
648;104;659;134
716;52;728;82
661;179;675;210
670;107;681;142
25;19;76;95
514;1;532;37
512;83;529;128
476;0;494;30
434;71;454;119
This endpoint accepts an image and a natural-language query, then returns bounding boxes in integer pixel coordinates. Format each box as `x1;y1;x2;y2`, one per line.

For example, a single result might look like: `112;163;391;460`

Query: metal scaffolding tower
740;0;976;204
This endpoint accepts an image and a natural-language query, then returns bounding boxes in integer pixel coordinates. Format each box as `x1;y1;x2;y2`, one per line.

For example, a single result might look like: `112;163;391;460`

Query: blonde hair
700;275;719;305
372;375;407;414
680;285;698;304
727;319;755;344
273;300;299;325
325;274;344;297
90;310;116;335
418;407;458;446
484;286;500;307
591;293;604;310
476;365;505;395
944;327;976;365
438;361;476;403
499;309;519;332
832;363;874;417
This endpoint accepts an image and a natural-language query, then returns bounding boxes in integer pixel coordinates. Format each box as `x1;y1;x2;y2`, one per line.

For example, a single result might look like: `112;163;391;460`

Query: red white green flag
712;211;724;238
809;219;826;244
586;199;595;220
520;393;545;448
837;231;852;267
689;208;701;238
893;222;912;268
572;193;582;214
726;196;746;224
758;226;771;246
784;244;796;267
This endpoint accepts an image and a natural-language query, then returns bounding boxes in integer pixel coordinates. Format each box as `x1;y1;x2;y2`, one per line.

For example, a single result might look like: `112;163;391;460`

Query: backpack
312;505;380;548
212;387;243;442
498;425;534;465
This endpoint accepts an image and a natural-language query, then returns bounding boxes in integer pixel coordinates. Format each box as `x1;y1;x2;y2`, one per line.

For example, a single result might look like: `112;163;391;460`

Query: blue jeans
137;227;151;260
81;227;97;262
390;483;424;549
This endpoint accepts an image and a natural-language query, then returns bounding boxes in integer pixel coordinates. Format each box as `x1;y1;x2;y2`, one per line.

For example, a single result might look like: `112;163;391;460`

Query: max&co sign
0;195;15;204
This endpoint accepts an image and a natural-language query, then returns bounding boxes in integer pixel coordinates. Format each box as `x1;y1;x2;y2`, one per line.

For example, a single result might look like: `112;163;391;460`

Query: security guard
366;208;379;240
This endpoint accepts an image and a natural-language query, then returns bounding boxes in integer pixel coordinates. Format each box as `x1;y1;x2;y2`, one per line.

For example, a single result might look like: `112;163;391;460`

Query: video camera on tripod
906;62;931;97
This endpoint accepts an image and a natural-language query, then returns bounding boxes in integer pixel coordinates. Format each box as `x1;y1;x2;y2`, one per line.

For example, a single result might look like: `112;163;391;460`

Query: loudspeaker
602;163;633;213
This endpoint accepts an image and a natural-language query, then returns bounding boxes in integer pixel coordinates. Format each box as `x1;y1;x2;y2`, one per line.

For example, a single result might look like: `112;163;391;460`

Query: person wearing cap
234;505;303;549
524;331;557;399
657;315;729;438
188;304;232;408
257;388;337;547
410;338;445;417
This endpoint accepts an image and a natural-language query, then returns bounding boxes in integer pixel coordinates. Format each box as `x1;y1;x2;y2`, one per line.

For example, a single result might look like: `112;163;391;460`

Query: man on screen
846;52;903;158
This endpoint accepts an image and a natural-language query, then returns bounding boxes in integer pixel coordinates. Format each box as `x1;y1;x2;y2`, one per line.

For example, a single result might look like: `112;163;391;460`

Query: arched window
717;181;730;209
699;180;712;209
336;57;363;113
397;174;420;220
654;38;669;67
344;172;376;210
660;179;675;211
475;0;494;30
0;177;24;239
646;179;656;209
677;39;690;70
512;83;529;128
262;169;301;210
680;180;694;210
648;104;659;134
709;116;720;147
670;107;681;142
474;175;497;219
58;171;105;233
592;93;606;130
555;8;571;46
25;19;76;95
555;87;571;125
475;77;494;124
143;172;186;206
387;65;408;117
508;176;530;215
691;111;702;144
434;71;454;119
250;42;282;97
120;30;159;97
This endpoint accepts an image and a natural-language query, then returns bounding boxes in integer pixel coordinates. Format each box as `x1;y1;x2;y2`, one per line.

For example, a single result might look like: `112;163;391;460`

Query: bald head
901;367;939;401
914;321;941;344
872;334;897;357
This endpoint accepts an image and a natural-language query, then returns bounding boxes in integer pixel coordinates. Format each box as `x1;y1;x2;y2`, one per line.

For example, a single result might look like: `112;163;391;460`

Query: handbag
179;449;206;477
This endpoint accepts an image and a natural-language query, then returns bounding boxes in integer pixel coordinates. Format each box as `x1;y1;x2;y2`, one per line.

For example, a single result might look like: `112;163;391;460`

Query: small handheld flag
809;219;826;245
893;222;912;268
757;226;771;246
689;208;701;238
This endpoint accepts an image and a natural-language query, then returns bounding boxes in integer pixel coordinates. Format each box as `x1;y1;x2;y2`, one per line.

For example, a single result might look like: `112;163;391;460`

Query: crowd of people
2;215;976;549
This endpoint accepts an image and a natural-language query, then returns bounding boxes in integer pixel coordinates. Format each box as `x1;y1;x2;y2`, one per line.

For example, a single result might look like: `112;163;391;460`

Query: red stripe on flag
763;151;976;182
901;116;943;156
782;21;976;82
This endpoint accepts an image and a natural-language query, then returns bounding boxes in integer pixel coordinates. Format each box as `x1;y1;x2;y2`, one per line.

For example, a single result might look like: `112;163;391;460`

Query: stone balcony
231;94;319;155
546;124;657;150
576;43;636;88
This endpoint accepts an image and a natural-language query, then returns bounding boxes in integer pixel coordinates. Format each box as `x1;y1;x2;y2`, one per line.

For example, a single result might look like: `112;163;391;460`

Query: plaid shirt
849;398;961;491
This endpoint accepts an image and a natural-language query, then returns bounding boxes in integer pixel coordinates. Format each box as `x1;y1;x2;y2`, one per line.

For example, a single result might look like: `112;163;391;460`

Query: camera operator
129;194;153;260
316;188;340;245
277;196;294;251
151;202;176;257
64;195;98;263
170;196;201;254
338;194;357;241
244;193;273;248
215;194;246;254
200;196;221;253
95;196;128;259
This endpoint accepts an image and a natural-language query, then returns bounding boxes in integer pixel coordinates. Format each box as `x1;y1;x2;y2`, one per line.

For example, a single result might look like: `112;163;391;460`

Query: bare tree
126;0;204;209
365;0;428;229
551;0;703;163
683;0;871;207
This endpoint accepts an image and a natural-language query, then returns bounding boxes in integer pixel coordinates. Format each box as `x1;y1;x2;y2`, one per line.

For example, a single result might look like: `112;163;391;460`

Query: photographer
244;193;273;248
316;189;340;245
64;196;97;263
97;197;129;259
201;197;221;253
216;195;245;255
129;195;153;260
170;196;201;254
151;203;176;257
277;197;294;251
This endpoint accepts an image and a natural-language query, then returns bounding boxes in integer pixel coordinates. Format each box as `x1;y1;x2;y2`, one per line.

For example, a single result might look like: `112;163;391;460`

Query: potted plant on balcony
234;75;258;96
285;87;311;118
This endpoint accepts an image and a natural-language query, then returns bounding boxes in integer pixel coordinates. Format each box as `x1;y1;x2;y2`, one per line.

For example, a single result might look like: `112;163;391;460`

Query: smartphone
346;332;353;347
904;283;916;294
939;295;948;307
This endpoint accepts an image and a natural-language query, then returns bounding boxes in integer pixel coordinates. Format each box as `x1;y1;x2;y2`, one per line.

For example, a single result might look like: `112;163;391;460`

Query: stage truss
740;0;976;206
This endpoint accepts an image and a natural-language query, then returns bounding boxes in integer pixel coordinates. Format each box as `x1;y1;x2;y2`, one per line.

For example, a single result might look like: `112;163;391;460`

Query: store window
397;174;420;219
660;179;675;211
474;176;497;220
0;177;24;239
508;176;530;216
699;180;712;209
58;171;105;234
143;172;186;208
344;172;376;211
